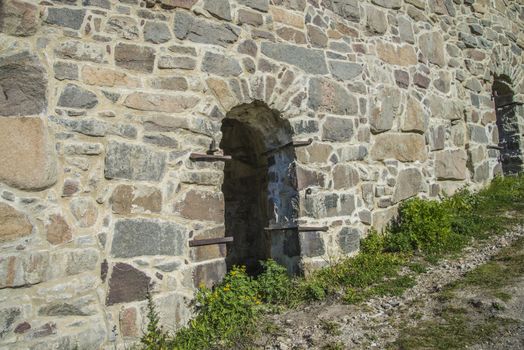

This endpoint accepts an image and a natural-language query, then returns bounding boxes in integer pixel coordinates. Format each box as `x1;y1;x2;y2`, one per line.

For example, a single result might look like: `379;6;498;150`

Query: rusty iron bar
262;139;313;156
264;225;329;232
189;236;234;247
487;145;504;151
189;153;232;161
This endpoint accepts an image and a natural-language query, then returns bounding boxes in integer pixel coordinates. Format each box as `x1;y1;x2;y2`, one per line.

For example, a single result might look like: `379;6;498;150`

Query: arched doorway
493;75;523;174
220;101;300;275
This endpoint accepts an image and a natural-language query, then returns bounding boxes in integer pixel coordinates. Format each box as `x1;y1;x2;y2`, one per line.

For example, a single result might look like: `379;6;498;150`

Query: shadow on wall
220;101;301;275
493;75;523;175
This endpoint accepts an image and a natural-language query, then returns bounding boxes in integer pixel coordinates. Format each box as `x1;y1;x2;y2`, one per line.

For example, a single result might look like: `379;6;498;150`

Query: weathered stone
0;51;47;116
332;164;360;189
322;116;354;142
427;94;466;121
414;73;430;89
370;133;427;162
160;0;198;10
150;76;188;91
338;227;360;254
427;125;444;151
66;248;99;275
372;206;398;232
468;124;489;143
105;16;140;40
238;9;264;26
433;71;451;93
144;21;172;43
238;0;268;12
473;161;490;183
238;40;258;57
111;184;162;215
174;11;240;47
158;56;196;70
0;117;57;191
398;16;414;43
0;203;32;242
0;0;39;36
309;78;357;115
124;92;199;113
115;43;155;73
307;25;328;47
54;40;106;63
366;5;387;34
328;0;360;22
193;260;227;288
45;7;86;30
401;96;427;133
277;27;306;44
120;307;138;337
329;61;363;81
46;214;72;245
54;61;78;81
202;52;242;77
261;42;328;74
175;189;224;222
204;0;231;21
83;0;111;8
270;7;304;28
105;142;166;181
0;307;21;338
372;0;401;8
392;168;425;203
376;41;417;66
296;165;326;190
300;231;325;257
111;219;186;258
394;70;410;89
435;149;468;180
70;197;98;228
106;263;151;305
38;302;87;317
419;31;445;67
370;86;401;133
82;66;140;88
302;192;355;218
58;84;98;109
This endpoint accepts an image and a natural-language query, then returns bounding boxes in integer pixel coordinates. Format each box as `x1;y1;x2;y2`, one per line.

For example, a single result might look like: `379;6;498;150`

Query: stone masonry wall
0;0;523;347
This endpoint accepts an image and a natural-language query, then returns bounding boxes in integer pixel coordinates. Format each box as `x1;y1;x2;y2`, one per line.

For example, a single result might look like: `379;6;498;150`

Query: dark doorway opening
220;101;300;275
493;75;523;174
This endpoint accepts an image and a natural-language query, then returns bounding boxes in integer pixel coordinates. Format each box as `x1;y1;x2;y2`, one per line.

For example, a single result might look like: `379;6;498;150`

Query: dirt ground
255;227;524;350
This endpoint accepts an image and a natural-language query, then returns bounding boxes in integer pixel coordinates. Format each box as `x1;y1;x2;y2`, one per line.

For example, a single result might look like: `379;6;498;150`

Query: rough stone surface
338;227;360;254
0;117;57;191
202;52;242;77
435;149;468;180
419;31;446;67
45;8;86;30
106;263;151;305
105;142;166;181
329;61;363;81
0;203;32;242
58;84;98;109
174;11;239;47
123;92;199;113
70;197;98;228
370;134;427;162
0;51;47;116
309;78;357;115
144;21;172;44
392;168;425;203
111;219;186;258
370;86;401;133
322;116;354;142
175;189;224;222
203;0;232;21
115;43;156;73
110;185;162;215
46;214;72;245
0;0;39;36
261;42;328;74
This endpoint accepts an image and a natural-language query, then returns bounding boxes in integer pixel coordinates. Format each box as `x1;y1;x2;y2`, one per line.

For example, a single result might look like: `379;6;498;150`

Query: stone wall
0;0;523;347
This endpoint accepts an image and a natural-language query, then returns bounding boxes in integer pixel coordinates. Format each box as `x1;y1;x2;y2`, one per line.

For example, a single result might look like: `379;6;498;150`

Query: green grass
139;174;524;350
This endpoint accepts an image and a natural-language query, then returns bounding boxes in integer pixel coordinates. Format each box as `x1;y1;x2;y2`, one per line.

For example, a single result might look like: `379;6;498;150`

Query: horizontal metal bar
189;237;234;247
190;153;232;161
264;225;329;232
487;145;504;151
262;139;313;156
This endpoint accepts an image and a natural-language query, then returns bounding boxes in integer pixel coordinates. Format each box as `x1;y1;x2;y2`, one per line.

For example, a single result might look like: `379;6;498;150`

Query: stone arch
220;100;301;275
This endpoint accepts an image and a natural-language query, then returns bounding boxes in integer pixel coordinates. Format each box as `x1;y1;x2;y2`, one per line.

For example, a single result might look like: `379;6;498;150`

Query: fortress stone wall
0;0;523;347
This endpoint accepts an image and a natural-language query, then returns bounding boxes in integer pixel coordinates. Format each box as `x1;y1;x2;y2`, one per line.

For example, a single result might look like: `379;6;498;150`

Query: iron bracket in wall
189;237;234;247
264;225;329;232
487;145;504;151
262;139;313;156
189;153;232;161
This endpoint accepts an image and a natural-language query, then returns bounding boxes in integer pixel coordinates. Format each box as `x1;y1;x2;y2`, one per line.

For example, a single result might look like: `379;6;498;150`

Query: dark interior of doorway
220;101;300;276
493;75;523;174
